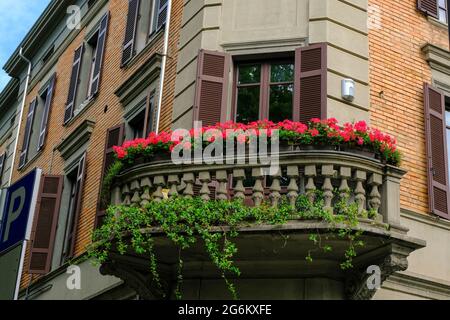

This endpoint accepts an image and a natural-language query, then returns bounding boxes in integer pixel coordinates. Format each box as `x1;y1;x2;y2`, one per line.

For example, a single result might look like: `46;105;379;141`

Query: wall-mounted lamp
342;79;355;102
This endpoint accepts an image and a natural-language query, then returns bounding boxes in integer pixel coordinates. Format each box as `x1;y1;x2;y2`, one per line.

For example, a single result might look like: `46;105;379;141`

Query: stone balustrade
110;150;406;231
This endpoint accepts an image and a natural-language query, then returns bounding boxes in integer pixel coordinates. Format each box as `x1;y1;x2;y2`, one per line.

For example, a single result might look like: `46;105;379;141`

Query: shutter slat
95;124;125;228
418;0;439;18
424;83;450;219
89;12;109;98
294;43;327;123
29;175;63;274
38;74;56;151
194;50;230;127
19;98;37;169
65;44;84;124
67;153;87;258
122;0;140;66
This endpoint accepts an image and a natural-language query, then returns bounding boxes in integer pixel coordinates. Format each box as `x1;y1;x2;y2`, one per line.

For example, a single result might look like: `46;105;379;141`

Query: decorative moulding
422;43;450;76
56;119;95;160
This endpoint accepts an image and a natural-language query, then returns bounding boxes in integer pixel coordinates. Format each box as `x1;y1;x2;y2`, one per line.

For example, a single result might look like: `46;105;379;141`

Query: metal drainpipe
9;48;32;186
155;0;172;134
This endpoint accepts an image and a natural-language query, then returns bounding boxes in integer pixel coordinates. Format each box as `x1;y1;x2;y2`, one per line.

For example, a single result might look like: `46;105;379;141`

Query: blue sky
0;0;51;90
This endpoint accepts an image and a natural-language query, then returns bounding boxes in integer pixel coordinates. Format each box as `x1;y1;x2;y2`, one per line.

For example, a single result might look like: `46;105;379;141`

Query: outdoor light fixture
341;78;355;102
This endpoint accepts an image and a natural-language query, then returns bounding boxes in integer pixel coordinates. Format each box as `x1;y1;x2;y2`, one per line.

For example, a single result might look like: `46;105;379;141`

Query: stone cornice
56;119;95;160
422;43;450;76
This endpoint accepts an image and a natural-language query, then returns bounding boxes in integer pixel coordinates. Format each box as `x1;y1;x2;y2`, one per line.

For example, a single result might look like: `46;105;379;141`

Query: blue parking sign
0;169;41;254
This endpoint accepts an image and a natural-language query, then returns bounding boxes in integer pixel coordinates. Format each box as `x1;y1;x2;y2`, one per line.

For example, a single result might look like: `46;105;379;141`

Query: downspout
8;48;32;186
155;0;172;134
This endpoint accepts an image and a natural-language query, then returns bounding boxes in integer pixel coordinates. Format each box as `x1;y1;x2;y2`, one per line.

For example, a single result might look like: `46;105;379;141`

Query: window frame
232;59;295;123
438;0;448;24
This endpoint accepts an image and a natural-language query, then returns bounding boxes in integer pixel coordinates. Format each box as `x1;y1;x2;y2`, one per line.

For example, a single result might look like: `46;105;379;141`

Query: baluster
112;185;122;205
122;184;131;205
216;170;229;200
287;166;299;209
339;167;352;202
322;165;335;213
232;169;246;201
269;167;282;208
130;180;141;207
305;165;317;204
252;168;265;207
368;173;383;222
354;170;367;214
153;176;166;202
168;175;180;199
140;177;152;206
182;173;195;199
199;171;212;201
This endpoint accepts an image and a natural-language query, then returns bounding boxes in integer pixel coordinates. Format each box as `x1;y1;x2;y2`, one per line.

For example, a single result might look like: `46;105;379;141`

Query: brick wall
369;0;449;215
14;0;183;288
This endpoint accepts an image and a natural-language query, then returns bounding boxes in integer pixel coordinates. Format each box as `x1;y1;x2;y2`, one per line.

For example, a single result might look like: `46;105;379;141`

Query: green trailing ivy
89;193;372;300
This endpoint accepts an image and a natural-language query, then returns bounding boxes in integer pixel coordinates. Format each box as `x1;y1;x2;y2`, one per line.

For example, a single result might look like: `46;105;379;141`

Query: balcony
93;120;425;300
95;148;425;300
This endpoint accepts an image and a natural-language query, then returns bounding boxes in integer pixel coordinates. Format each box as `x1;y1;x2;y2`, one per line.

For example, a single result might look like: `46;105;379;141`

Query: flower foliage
112;118;401;166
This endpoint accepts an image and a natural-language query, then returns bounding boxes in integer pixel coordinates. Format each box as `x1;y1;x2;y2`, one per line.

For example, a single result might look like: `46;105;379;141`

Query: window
438;0;448;23
445;97;450;183
64;12;109;124
61;154;86;262
18;74;56;169
235;61;294;123
125;90;157;140
121;0;168;66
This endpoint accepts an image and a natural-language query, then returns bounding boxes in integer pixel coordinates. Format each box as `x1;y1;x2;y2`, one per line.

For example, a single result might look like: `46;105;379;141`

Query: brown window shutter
294;43;327;123
122;0;140;66
193;49;230;127
417;0;439;18
29;175;64;274
67;153;87;258
89;12;110;98
424;83;450;219
0;152;6;181
19;98;37;169
38;74;56;151
95;124;125;228
64;44;84;124
156;0;169;31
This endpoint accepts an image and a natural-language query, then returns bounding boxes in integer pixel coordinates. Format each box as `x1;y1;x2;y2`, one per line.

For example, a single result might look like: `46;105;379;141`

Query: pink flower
357;137;364;145
309;129;319;137
183;142;192;150
237;134;247;144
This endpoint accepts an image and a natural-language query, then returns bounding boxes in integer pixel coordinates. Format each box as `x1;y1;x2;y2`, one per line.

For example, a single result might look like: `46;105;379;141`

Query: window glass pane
236;86;260;123
269;84;293;122
271;63;294;83
238;65;261;84
446;110;450;127
439;8;447;23
438;0;446;7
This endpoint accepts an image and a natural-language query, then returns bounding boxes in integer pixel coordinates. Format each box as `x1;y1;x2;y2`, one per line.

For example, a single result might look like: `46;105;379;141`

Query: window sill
428;16;448;29
64;96;96;128
18;149;44;173
121;28;164;70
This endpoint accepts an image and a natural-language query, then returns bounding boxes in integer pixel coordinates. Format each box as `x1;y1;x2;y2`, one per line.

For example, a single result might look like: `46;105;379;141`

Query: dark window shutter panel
294;43;327;124
156;0;169;31
19;98;37;169
38;74;56;151
424;83;450;219
0;152;6;181
68;153;87;258
29;175;63;274
417;0;439;18
89;12;110;98
144;91;156;137
193;50;230;127
95;124;125;228
122;0;140;66
64;44;84;124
